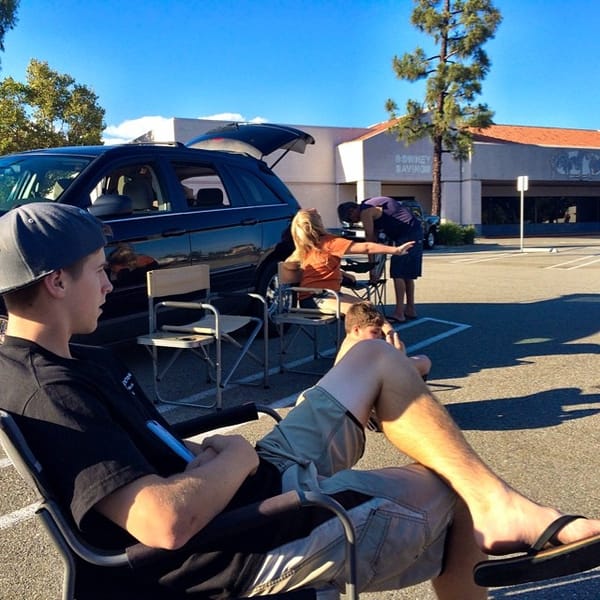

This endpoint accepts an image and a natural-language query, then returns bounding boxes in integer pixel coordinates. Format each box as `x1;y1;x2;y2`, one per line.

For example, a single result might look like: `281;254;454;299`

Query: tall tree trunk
431;134;442;217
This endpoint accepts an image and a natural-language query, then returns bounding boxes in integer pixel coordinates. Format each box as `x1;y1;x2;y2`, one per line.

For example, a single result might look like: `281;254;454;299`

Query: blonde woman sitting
285;209;413;327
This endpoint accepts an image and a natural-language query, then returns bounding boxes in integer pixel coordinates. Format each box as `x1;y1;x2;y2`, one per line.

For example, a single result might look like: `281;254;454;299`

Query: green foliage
0;59;106;153
386;0;502;216
437;221;476;245
0;0;19;57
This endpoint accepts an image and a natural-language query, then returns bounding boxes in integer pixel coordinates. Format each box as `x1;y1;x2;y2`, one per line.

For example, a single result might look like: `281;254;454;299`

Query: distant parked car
0;123;314;342
394;198;440;250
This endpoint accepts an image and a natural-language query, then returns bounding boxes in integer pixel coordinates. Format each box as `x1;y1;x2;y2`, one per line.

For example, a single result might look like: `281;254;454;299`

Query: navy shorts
390;238;423;279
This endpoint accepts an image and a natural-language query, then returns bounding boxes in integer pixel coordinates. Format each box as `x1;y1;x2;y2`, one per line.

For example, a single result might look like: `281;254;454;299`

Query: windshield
0;155;92;211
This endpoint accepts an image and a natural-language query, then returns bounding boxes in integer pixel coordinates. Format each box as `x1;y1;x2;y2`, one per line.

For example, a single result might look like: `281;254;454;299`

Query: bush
437;222;476;245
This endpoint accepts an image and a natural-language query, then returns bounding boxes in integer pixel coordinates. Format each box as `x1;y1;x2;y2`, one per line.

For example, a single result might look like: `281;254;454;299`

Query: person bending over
338;198;423;323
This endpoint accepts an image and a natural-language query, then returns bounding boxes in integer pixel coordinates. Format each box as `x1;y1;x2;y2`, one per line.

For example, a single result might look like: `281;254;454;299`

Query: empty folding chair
137;264;268;409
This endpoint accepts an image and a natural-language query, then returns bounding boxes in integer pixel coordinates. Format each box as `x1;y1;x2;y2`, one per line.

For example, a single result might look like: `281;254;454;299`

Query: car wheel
255;260;284;337
424;229;436;250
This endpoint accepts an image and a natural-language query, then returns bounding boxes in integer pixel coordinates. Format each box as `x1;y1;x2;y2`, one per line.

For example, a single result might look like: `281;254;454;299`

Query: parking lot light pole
517;175;529;252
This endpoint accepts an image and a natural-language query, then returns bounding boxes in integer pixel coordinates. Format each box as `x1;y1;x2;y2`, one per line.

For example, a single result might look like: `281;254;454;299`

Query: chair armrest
171;403;281;438
126;489;357;599
342;258;376;273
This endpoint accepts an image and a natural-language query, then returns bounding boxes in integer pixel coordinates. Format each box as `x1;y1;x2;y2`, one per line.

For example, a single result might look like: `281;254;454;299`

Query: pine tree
386;0;501;216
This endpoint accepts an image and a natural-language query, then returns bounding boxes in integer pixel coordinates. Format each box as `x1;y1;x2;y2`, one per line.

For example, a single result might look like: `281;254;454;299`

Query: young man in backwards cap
0;203;598;599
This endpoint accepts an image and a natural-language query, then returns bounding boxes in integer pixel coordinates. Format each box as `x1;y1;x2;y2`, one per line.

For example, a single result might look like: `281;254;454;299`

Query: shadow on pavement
420;292;599;381
446;388;600;431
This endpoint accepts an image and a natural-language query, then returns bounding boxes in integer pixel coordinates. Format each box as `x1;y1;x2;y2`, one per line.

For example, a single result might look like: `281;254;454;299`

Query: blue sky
2;0;599;143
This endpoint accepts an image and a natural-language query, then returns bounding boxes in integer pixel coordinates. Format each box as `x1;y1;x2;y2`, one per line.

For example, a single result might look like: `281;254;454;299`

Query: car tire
424;229;436;250
254;260;284;337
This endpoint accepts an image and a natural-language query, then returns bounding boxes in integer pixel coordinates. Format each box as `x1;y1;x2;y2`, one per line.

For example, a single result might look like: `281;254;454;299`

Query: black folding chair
342;253;388;315
0;407;358;600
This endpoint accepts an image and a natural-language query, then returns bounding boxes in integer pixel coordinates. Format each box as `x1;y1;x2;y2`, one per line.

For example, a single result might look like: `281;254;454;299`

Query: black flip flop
404;313;418;320
474;515;600;587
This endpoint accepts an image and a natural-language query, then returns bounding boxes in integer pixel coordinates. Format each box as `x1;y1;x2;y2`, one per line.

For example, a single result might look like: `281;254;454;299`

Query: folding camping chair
271;262;342;374
137;264;268;409
0;407;358;600
342;252;388;315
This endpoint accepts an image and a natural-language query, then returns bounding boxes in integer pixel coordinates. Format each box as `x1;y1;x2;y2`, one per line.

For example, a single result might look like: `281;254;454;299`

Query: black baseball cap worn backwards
0;202;106;294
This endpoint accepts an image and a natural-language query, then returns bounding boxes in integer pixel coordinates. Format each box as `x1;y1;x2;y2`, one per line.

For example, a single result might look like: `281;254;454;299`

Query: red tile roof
470;124;600;148
358;120;600;149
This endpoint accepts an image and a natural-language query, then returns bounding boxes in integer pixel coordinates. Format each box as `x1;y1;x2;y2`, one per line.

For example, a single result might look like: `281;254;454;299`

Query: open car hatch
186;122;315;168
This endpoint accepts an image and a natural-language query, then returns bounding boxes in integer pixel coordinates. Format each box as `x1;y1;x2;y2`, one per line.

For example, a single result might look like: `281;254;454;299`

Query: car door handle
241;218;258;226
162;228;187;237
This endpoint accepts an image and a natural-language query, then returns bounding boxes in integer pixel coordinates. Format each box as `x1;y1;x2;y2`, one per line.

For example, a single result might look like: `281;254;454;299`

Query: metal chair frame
0;407;358;600
342;252;388;315
271;262;342;375
137;264;268;409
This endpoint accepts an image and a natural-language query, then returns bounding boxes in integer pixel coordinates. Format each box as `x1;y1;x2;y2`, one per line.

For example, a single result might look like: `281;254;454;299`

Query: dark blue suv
0;123;313;342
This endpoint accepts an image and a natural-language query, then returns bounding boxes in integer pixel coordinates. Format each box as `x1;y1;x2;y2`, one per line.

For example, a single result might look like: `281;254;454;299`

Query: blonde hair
344;301;385;333
290;209;329;262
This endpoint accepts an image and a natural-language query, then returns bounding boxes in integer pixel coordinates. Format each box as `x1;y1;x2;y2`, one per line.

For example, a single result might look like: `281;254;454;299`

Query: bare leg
321;341;600;561
404;278;417;318
391;277;406;321
432;499;487;600
410;354;431;378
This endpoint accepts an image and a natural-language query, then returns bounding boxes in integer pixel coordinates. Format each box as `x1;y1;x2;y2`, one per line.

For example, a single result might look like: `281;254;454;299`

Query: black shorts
390;239;423;279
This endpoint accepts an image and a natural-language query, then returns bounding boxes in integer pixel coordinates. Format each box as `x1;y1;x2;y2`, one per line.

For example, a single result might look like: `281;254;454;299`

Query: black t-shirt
0;337;286;598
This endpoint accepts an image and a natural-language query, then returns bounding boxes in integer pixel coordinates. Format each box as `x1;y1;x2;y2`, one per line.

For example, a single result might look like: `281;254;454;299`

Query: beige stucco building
139;118;600;236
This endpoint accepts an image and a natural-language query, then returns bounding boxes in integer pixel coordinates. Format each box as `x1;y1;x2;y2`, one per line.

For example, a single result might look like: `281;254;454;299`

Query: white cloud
198;112;267;124
102;116;172;145
103;113;268;144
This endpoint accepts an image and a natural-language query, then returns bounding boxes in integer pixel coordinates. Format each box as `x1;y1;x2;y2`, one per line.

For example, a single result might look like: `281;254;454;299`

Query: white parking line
0;502;38;530
545;255;599;270
451;253;515;264
403;318;471;352
161;316;471;411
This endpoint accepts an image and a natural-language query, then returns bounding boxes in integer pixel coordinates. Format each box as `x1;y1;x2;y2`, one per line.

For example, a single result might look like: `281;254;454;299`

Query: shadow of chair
0;407;358;600
136;264;268;409
271;262;342;375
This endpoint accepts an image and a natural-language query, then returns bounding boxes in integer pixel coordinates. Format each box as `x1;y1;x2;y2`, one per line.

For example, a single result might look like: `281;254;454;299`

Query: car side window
232;168;285;206
89;163;167;213
172;162;231;210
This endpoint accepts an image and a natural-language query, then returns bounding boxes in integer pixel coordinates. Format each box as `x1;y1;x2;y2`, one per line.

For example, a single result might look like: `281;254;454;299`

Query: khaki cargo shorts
250;386;456;595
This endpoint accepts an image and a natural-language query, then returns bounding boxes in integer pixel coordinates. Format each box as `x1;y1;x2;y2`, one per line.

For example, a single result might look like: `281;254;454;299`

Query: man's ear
43;270;66;297
350;324;362;337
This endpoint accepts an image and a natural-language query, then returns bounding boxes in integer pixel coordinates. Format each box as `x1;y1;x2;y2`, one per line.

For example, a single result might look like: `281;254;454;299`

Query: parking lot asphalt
1;235;599;599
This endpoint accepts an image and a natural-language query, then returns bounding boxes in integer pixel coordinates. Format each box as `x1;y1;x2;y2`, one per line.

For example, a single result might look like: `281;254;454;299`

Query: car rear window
0;155;92;210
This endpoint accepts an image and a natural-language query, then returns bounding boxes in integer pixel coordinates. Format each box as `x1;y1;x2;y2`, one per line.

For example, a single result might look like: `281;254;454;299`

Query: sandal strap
530;515;584;553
